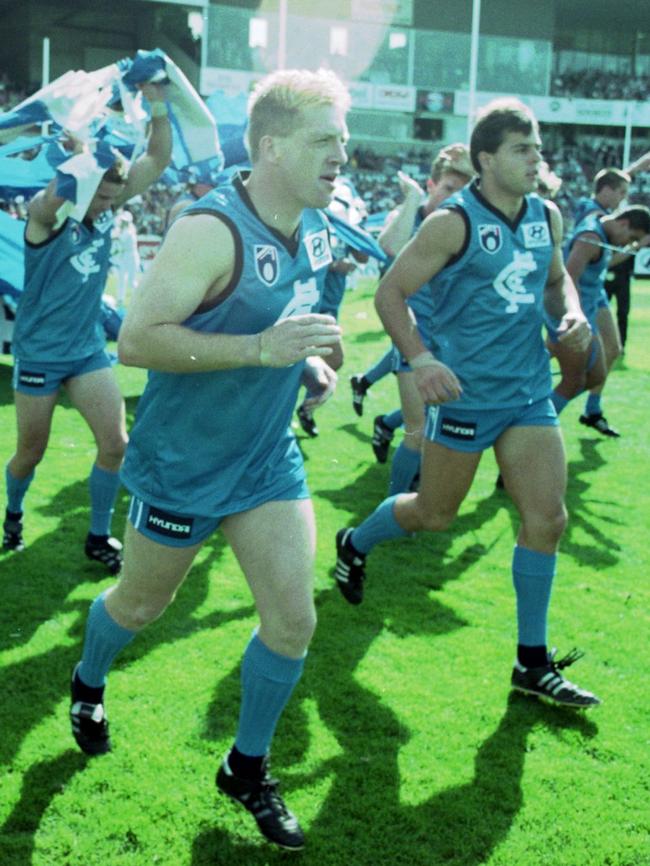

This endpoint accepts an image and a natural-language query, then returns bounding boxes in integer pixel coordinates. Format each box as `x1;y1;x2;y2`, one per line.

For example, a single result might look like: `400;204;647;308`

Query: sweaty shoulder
416;207;467;258
160;211;237;296
543;198;564;245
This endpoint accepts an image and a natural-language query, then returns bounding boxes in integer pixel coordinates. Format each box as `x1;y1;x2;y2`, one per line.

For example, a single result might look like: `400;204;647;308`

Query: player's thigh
550;337;591;389
408;438;482;531
397;370;426;434
585;333;608;390
595;305;622;367
66;366;127;448
494;424;567;530
221;499;317;651
105;519;203;629
13;390;59;455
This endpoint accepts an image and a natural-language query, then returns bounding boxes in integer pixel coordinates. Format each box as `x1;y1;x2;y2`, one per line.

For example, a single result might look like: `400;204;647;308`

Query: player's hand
397;170;424;202
300;357;338;409
138;81;168;106
557;315;591;353
259;314;341;368
60;132;86;155
412;360;462;404
329;258;357;275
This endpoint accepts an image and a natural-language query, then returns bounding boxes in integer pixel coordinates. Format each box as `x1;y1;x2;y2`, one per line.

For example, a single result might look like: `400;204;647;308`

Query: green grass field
1;279;649;866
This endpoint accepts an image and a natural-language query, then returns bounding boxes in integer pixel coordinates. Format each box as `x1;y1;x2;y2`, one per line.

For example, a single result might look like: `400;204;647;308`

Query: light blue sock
77;592;136;688
512;545;556;647
5;463;34;514
235;633;305;756
383;409;404;431
585;392;602;415
388;442;420;495
89;464;121;536
350;495;408;554
550;390;570;416
364;348;395;386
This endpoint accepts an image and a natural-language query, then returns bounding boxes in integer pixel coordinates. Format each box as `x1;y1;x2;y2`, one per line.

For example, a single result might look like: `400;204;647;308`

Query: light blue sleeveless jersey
563;213;611;326
426;181;554;409
121;175;333;518
573;197;607;225
13;211;113;361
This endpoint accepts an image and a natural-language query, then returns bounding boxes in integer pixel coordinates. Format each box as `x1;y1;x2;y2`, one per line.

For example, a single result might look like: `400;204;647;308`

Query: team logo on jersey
93;211;114;235
146;506;194;539
522;221;551;249
303;229;333;271
493;251;537;313
69;238;105;283
254;244;280;287
70;224;82;245
478;224;503;254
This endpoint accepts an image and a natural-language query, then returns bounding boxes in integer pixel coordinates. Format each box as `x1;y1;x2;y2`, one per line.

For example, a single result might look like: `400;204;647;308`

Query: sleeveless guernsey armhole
184;210;244;313
441;205;470;269
575;230;605;264
24;217;69;249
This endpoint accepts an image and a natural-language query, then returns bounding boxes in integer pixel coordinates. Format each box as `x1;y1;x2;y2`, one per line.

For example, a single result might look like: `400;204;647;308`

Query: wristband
408;351;437;369
258;331;271;367
150;102;169;118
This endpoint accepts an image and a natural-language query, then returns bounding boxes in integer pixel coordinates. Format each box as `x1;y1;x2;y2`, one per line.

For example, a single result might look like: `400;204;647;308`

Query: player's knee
416;502;456;533
266;607;317;656
98;432;128;465
112;591;174;631
19;442;48;469
526;504;567;547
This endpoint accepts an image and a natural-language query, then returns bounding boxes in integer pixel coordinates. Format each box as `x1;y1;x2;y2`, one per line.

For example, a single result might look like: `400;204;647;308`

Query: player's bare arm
117;83;173;206
118;213;340;372
378;171;424;257
544;202;591;353
375;207;465;404
25;181;68;242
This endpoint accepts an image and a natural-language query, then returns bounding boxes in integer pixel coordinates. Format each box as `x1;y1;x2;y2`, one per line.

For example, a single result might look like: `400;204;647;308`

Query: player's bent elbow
117;327;145;368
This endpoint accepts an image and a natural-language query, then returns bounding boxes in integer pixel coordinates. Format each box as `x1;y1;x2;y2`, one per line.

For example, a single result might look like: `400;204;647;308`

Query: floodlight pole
623;101;633;169
42;36;50;87
466;0;481;142
41;37;50;136
278;0;288;70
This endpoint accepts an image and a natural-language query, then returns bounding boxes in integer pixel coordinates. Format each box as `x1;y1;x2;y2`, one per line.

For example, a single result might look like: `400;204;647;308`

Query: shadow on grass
0;359;14;407
191;665;598;866
561;436;622;568
0;475;256;772
0;751;88;866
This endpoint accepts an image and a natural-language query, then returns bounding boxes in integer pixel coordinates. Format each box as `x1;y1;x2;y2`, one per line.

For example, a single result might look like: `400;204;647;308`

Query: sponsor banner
200;67;259;96
373;84;416;112
349;81;374;110
454;90;650;127
351;0;413;26
635;248;650;276
137;234;162;271
416;89;454;114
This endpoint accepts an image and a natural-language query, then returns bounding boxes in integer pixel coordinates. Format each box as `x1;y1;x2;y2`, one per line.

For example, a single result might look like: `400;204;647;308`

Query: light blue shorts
12;349;112;395
127;477;309;548
424;397;558;453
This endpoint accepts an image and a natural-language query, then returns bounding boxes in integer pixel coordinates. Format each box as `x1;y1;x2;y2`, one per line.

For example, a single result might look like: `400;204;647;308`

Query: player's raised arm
117;83;173;205
375;207;465;362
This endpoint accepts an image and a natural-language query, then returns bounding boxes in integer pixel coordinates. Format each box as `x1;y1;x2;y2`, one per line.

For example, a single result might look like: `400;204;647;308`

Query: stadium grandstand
1;0;649;236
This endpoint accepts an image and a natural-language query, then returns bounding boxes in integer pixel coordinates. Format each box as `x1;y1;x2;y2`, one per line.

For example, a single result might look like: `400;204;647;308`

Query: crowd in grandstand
551;68;650;100
2;72;650;237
